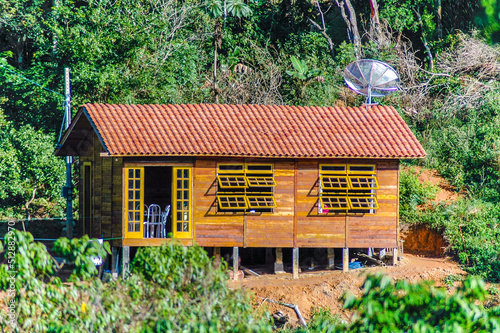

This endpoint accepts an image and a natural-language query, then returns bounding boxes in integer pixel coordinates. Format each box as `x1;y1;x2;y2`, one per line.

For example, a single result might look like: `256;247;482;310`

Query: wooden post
233;246;239;280
214;247;221;258
122;246;130;278
343;248;349;273
274;247;284;273
292;247;299;279
111;247;118;279
327;248;335;269
392;248;398;266
214;247;221;265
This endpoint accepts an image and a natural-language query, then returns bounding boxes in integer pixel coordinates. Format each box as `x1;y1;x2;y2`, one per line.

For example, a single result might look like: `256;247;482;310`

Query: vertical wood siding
83;153;399;249
296;160;346;248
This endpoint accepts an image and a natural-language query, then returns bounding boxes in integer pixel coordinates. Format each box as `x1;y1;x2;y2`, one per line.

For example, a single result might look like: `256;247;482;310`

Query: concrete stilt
274;247;285;273
233;246;239;280
111;247;118;279
122;246;130;278
392;248;398;266
292;247;299;279
342;248;349;273
327;248;335;269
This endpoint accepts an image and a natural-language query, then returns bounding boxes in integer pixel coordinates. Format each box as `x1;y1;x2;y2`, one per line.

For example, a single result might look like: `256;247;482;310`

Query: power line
0;64;64;98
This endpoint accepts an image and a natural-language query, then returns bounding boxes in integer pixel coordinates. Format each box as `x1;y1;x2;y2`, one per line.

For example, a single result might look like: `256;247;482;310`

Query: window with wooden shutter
319;164;378;214
216;163;276;212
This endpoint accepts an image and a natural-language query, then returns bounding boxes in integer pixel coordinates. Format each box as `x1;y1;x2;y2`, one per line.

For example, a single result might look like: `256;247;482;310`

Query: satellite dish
343;59;400;105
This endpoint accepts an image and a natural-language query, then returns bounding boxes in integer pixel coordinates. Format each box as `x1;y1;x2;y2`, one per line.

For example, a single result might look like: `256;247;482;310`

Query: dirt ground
228;254;466;325
228;167;469;325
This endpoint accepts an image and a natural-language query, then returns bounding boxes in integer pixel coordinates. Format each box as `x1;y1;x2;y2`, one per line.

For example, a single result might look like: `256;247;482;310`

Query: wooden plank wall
78;156;90;237
193;158;244;247
245;160;294;247
79;133;123;247
296;160;346;248
347;160;399;248
193;158;399;249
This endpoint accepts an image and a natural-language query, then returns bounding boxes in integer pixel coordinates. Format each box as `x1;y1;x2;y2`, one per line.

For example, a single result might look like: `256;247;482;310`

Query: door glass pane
184;169;189;178
135;190;140;199
177;169;182;178
135;169;141;178
129;169;134;178
128;223;133;232
135;223;140;232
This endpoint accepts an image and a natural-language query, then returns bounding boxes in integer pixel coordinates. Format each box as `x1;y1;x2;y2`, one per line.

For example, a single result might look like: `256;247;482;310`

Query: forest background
1;0;500;284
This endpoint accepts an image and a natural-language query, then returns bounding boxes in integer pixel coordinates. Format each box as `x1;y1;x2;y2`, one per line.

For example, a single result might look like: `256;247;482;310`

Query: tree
285;56;323;100
0;107;65;219
334;0;361;58
205;0;252;103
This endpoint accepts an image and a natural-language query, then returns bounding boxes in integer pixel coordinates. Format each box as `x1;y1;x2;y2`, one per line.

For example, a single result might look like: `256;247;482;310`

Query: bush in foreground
0;234;272;332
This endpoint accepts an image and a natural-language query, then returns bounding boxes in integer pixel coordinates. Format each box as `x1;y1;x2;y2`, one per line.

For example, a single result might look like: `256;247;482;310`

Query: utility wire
0;64;69;144
0;64;64;98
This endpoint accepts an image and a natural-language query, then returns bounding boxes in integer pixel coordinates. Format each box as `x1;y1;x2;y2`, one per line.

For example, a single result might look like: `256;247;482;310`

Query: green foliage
302;308;342;332
53;236;111;282
405;198;500;283
286;56;322;81
442;200;500;282
285;56;324;100
132;242;226;294
478;0;500;42
341;273;500;332
399;167;439;221
6;242;273;332
424;90;500;201
0;230;56;290
0;110;65;218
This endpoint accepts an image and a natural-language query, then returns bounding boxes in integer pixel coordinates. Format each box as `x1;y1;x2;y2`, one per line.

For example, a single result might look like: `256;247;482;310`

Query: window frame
217;195;249;210
319;163;379;214
172;167;192;239
124;167;145;239
216;163;276;213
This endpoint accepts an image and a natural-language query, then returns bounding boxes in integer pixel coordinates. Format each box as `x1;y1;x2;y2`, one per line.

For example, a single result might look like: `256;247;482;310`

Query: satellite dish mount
343;59;400;105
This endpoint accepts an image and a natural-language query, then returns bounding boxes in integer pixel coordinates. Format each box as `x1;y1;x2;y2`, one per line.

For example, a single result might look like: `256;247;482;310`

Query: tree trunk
369;0;381;41
213;21;222;103
335;0;361;58
308;1;335;58
414;8;434;70
436;0;443;40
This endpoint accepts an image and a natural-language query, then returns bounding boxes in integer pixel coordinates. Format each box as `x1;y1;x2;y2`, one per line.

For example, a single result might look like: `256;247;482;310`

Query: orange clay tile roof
60;103;426;158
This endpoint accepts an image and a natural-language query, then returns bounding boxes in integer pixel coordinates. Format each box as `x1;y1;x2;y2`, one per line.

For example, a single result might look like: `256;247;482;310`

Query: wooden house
56;103;425;276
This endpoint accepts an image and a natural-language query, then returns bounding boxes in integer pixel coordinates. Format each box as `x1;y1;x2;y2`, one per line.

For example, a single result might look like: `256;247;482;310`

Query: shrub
341;273;500;332
399;167;439;223
3;241;274;332
53;235;111;282
0;230;56;290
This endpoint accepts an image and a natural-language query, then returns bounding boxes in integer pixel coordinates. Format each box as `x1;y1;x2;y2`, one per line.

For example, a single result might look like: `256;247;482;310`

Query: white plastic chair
162;205;171;238
145;204;162;238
